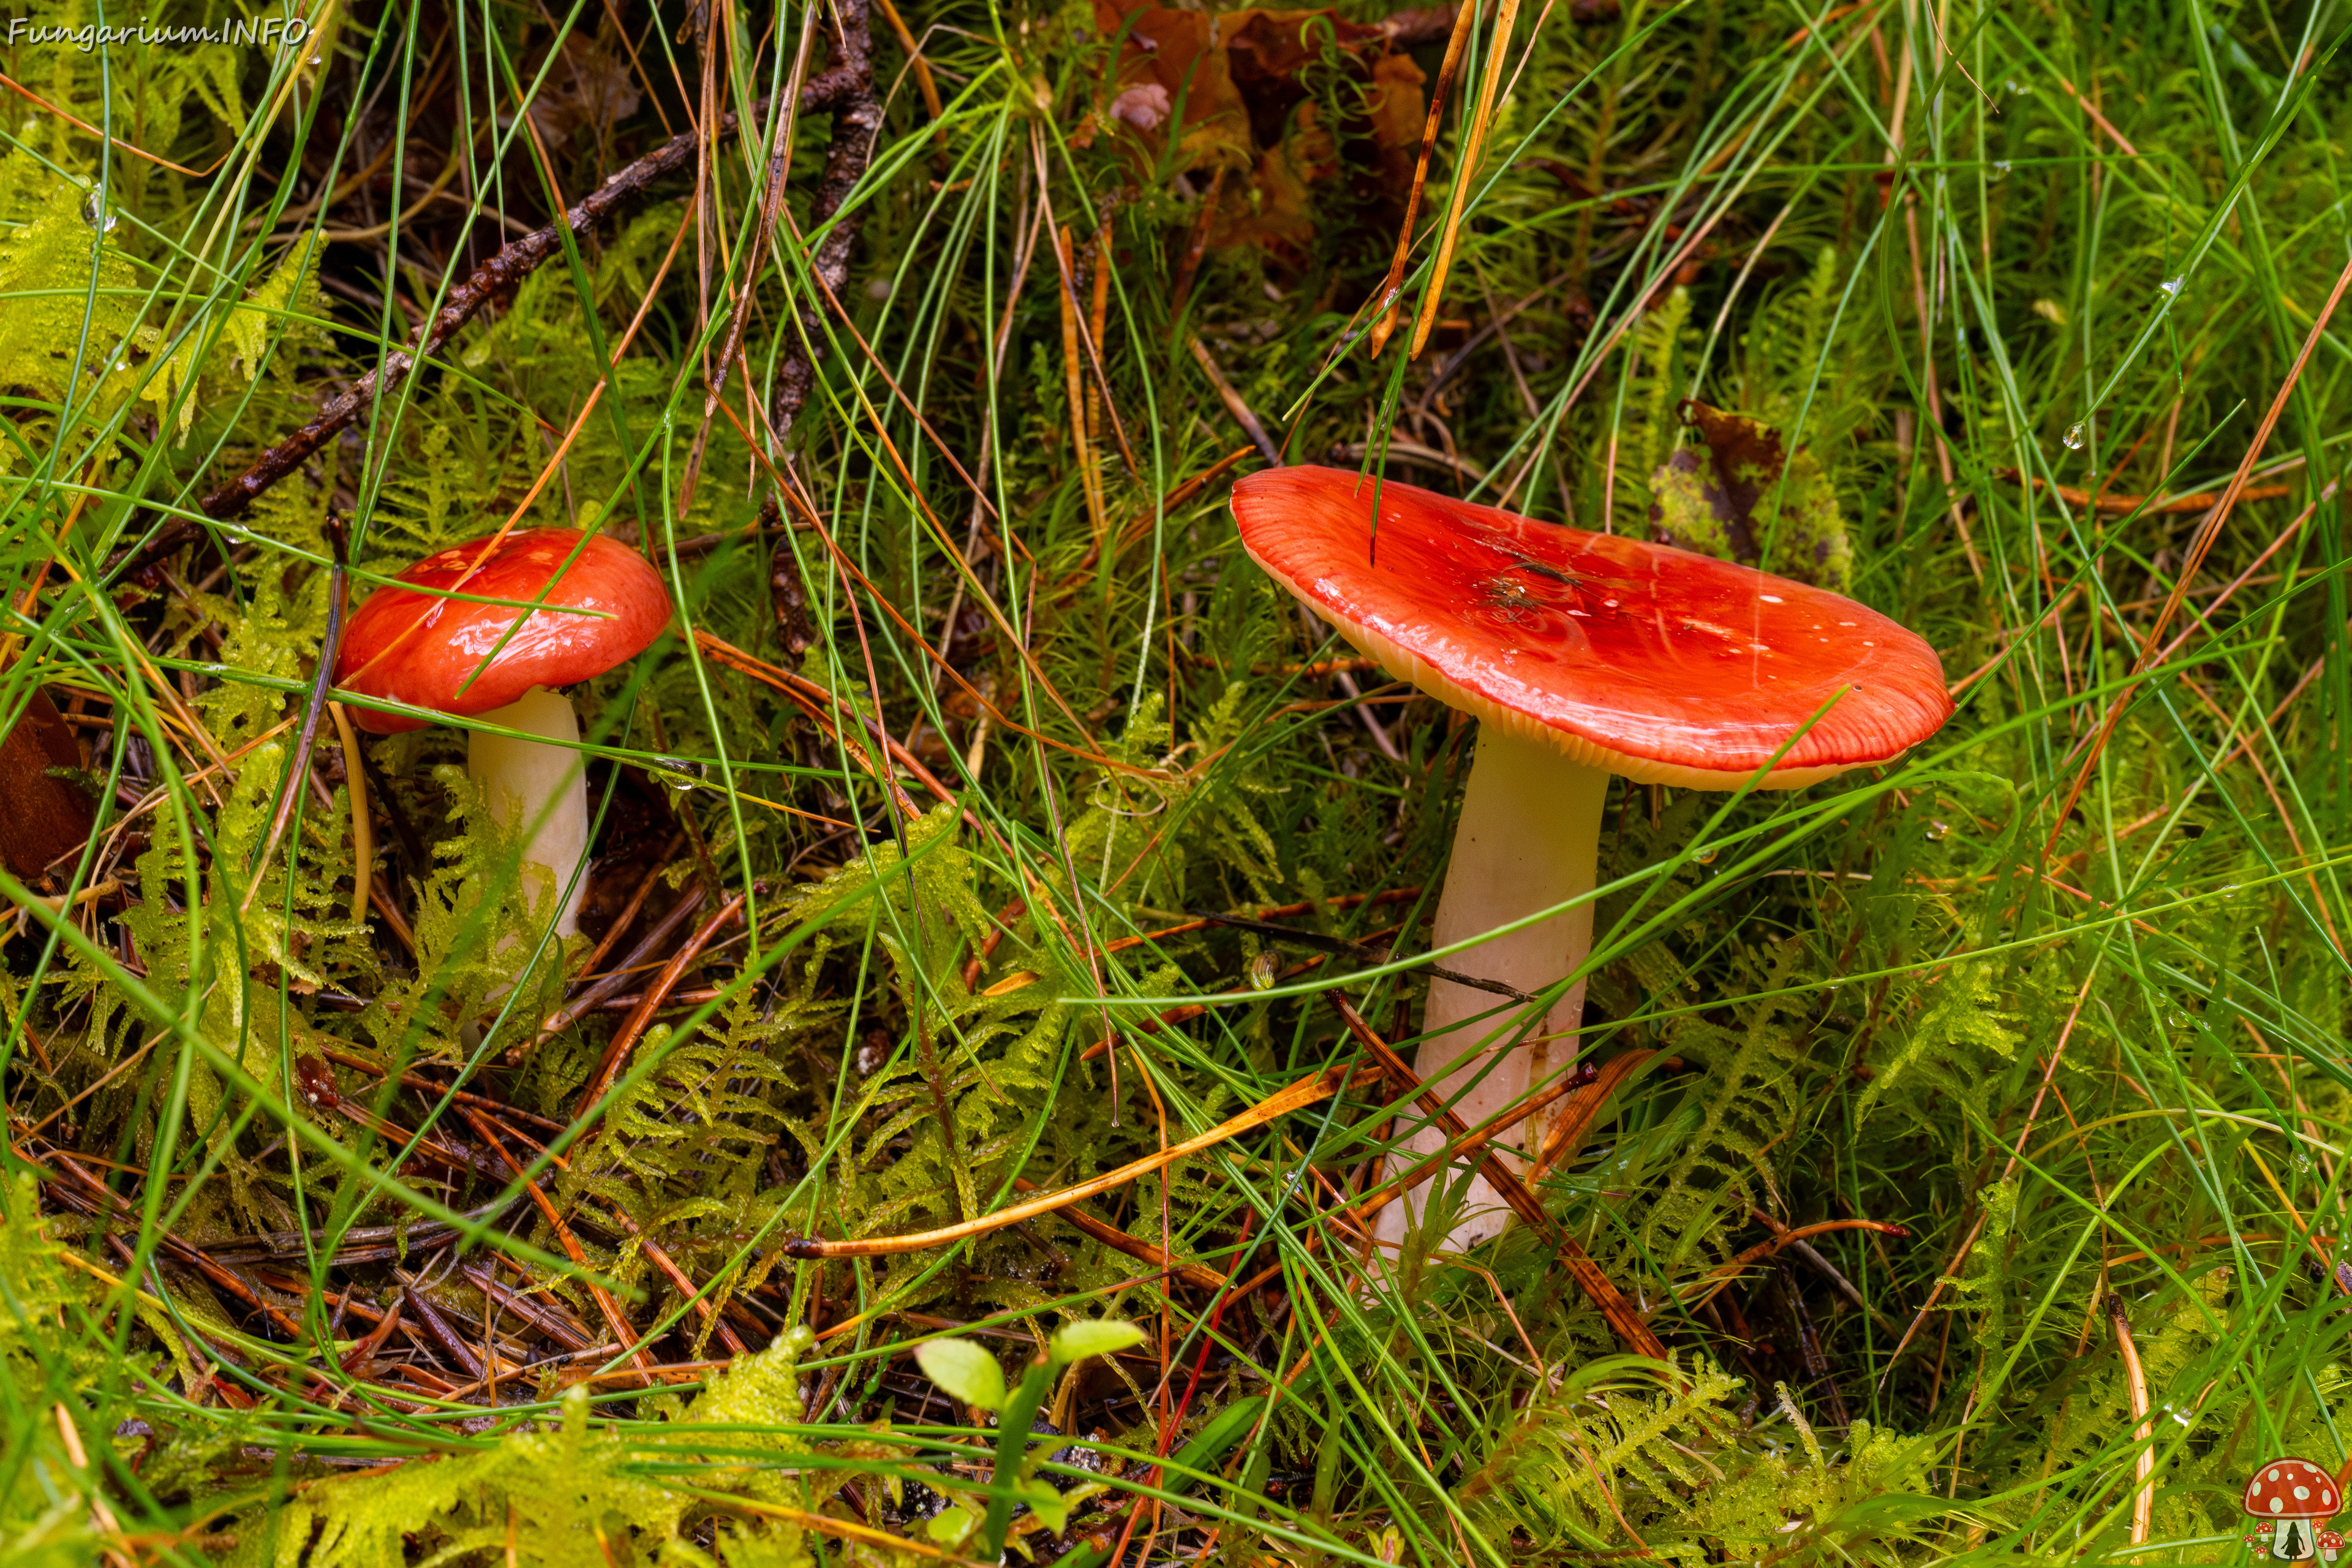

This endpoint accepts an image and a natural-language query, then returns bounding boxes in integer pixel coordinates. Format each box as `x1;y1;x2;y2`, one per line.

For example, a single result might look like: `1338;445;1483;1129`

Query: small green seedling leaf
925;1504;976;1545
1049;1319;1145;1365
916;1337;1008;1412
1020;1477;1076;1532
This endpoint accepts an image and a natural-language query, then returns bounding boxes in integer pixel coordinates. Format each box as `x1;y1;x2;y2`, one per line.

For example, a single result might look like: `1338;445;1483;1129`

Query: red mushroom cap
1232;468;1952;788
336;529;671;735
2245;1458;2342;1519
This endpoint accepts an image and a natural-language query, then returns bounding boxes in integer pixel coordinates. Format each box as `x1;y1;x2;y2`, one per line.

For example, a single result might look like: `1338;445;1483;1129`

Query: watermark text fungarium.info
3;13;312;51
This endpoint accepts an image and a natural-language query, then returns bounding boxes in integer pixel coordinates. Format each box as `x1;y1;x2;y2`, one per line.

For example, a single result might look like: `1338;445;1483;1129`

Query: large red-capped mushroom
336;528;671;937
2245;1458;2342;1561
1232;467;1952;1253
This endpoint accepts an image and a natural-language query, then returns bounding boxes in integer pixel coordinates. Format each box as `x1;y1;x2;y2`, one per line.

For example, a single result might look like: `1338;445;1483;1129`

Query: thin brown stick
2002;469;2297;516
2211;643;2331;777
1030;164;1140;479
1219;1054;1603;1301
1062;445;1255;584
30;1149;312;1340
1088;221;1115;473
459;1105;653;1373
1903;199;1984;582
574;892;748;1120
1187;337;1281;466
681;15;820;516
1406;0;1521;360
2109;1294;2155;1550
1059;226;1106;543
2141;481;2334;671
1676;1218;1911;1311
109;75;859;581
2049;249;2352;853
2242;1142;2348;1303
465;1259;598;1351
770;0;881;447
869;0;944;123
1008;1176;1227;1291
781;1065;1384;1259
1169;167;1224;326
690;628;946;815
1530;1048;1660;1181
598;1202;752;1355
238;519;349;916
1332;998;1668;1360
571;831;687;982
2056;75;2142;157
1365;0;1479;356
699;572;1136;782
327;701;372;926
1877;961;2105;1389
535;880;707;1044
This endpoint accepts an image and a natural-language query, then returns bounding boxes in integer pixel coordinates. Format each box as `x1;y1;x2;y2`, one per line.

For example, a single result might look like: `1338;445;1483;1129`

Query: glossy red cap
336;529;671;734
1232;467;1951;788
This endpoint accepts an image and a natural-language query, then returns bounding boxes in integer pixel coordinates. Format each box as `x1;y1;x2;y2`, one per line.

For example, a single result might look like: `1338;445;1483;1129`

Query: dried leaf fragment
1648;399;1853;591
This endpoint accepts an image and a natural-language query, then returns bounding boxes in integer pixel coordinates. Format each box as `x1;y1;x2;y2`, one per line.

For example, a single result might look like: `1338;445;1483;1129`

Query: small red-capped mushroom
1233;468;1952;1253
336;529;670;937
2245;1458;2342;1561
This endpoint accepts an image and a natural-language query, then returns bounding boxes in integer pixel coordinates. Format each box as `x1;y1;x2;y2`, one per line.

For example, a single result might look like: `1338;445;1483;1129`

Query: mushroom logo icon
2244;1458;2342;1560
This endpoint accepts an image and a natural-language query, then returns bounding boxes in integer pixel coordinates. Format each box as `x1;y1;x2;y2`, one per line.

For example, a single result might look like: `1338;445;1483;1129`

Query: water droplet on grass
1248;951;1278;991
82;187;115;233
1693;845;1718;865
2160;276;2184;298
2063;422;2086;450
649;756;705;792
1924;820;1950;842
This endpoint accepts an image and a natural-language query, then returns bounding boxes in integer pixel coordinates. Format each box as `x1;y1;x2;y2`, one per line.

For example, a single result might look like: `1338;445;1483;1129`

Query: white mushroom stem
1375;724;1611;1257
467;685;590;938
2276;1521;2319;1561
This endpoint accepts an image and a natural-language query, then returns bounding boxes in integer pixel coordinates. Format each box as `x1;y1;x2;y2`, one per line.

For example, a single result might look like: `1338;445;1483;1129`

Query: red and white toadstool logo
2245;1458;2343;1560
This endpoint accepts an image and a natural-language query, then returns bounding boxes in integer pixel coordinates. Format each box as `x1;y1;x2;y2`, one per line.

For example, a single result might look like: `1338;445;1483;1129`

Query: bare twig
782;1064;1384;1259
2049;250;2352;852
1007;1176;1228;1291
1188;337;1282;466
573;892;748;1121
1332;998;1670;1361
239;515;349;914
2109;1294;2155;1550
107;69;862;579
769;0;881;448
